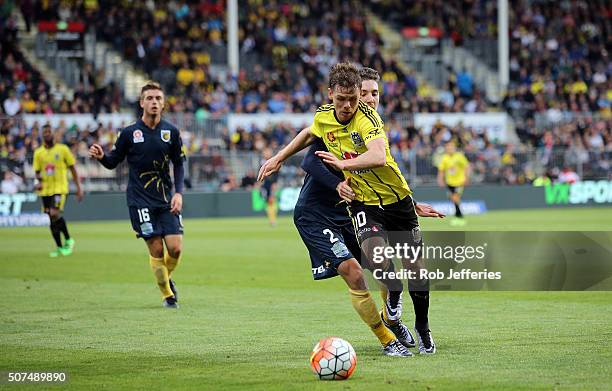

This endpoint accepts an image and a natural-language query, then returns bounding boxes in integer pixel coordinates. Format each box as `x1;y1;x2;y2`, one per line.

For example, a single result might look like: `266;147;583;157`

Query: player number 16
137;208;150;223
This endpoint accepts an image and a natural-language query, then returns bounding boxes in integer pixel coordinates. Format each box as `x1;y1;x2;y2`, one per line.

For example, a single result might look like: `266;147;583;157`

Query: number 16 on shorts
137;207;154;236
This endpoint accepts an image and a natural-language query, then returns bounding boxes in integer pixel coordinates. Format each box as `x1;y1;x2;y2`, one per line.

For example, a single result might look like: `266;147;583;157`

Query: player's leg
163;234;182;300
448;186;465;226
44;197;63;257
54;195;75;250
293;210;409;356
389;197;436;354
349;206;415;349
145;236;176;307
129;206;176;307
265;184;277;227
337;258;403;355
160;210;184;301
349;209;404;323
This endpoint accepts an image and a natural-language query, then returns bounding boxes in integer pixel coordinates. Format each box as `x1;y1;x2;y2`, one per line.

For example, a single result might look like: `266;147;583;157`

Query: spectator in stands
1;170;23;194
3;90;20;116
557;166;580;184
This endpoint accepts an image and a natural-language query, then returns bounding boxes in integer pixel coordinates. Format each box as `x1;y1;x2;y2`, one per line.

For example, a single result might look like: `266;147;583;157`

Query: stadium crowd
371;0;611;119
25;0;485;116
2;114;609;195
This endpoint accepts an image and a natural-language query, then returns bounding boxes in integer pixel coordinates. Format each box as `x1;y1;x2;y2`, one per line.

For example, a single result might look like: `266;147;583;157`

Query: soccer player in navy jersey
89;82;185;309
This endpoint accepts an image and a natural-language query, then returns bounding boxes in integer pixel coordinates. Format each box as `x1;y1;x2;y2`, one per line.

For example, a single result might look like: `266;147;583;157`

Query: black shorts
348;195;422;248
447;185;464;195
128;206;184;239
294;205;361;280
41;194;66;212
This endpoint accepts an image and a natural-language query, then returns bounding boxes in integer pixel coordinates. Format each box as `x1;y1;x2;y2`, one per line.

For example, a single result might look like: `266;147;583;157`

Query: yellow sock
349;289;396;346
266;202;277;225
149;255;173;298
164;251;180;276
378;284;393;324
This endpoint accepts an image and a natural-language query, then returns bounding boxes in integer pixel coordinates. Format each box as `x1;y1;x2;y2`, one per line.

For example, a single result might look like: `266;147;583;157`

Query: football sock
375;261;403;324
454;202;463;218
56;217;70;240
349;289;395;346
408;278;430;331
266;202;277;225
164;251;180;276
49;219;62;247
149;255;173;298
379;284;388;307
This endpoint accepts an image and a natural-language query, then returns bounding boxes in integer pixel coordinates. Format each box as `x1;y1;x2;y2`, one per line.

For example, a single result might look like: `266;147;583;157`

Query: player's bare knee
168;245;182;259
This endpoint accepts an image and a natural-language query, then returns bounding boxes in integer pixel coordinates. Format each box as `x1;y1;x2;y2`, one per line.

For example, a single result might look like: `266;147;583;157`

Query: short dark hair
359;67;380;82
140;81;163;99
42;124;52;131
329;62;361;90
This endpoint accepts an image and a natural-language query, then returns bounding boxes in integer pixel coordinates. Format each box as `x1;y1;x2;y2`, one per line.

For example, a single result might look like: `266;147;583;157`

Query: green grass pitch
1;208;611;390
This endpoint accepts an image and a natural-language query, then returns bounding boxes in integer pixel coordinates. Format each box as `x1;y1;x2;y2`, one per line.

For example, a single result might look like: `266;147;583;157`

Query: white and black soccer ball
310;337;357;380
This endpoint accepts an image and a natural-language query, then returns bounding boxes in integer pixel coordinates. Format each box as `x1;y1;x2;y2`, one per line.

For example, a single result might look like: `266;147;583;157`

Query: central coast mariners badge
160;130;171;142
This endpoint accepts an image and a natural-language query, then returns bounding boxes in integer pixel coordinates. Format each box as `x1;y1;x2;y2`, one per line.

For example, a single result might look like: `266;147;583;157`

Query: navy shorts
294;205;361;280
128;206;184;239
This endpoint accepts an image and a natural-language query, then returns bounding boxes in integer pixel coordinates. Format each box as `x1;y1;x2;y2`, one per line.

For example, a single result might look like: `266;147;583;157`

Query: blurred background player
89;82;186;309
260;148;278;227
437;142;470;226
33;124;83;257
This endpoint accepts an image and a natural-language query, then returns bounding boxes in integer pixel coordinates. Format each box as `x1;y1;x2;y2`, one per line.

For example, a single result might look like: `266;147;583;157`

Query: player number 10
137;208;150;223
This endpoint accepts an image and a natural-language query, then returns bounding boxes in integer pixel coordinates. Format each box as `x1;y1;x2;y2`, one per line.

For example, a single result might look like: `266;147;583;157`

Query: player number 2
137;208;150;223
355;211;367;228
323;229;338;243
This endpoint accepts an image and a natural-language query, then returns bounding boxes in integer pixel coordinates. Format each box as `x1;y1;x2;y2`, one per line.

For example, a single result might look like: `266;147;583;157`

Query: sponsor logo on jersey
133;129;144;143
161;130;171;142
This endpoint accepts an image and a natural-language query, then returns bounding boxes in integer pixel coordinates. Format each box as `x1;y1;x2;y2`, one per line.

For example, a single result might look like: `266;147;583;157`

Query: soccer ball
310;337;357;380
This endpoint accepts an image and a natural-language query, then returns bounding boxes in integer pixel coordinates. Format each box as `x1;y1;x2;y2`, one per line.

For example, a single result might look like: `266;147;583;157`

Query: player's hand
170;193;183;214
34;182;42;192
88;144;105;160
437;179;445;188
257;156;283;181
415;202;445;218
76;187;84;202
315;151;345;171
336;178;354;202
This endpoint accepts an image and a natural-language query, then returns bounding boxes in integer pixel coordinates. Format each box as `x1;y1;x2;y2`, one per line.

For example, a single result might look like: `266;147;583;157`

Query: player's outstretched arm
258;126;316;181
315;138;387;172
89;130;128;169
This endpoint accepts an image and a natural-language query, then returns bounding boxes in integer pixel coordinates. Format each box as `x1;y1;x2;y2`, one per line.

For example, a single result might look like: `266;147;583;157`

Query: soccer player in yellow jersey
437;141;470;226
259;62;436;355
33;124;83;257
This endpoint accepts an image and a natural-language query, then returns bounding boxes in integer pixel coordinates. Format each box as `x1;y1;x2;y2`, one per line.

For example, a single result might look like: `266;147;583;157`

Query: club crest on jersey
161;130;171;142
326;132;336;142
133;129;144;143
350;131;364;147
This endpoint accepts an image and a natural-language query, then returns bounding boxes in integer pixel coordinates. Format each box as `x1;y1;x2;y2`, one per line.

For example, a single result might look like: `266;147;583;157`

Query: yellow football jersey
310;102;411;206
33;143;76;196
439;152;469;187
